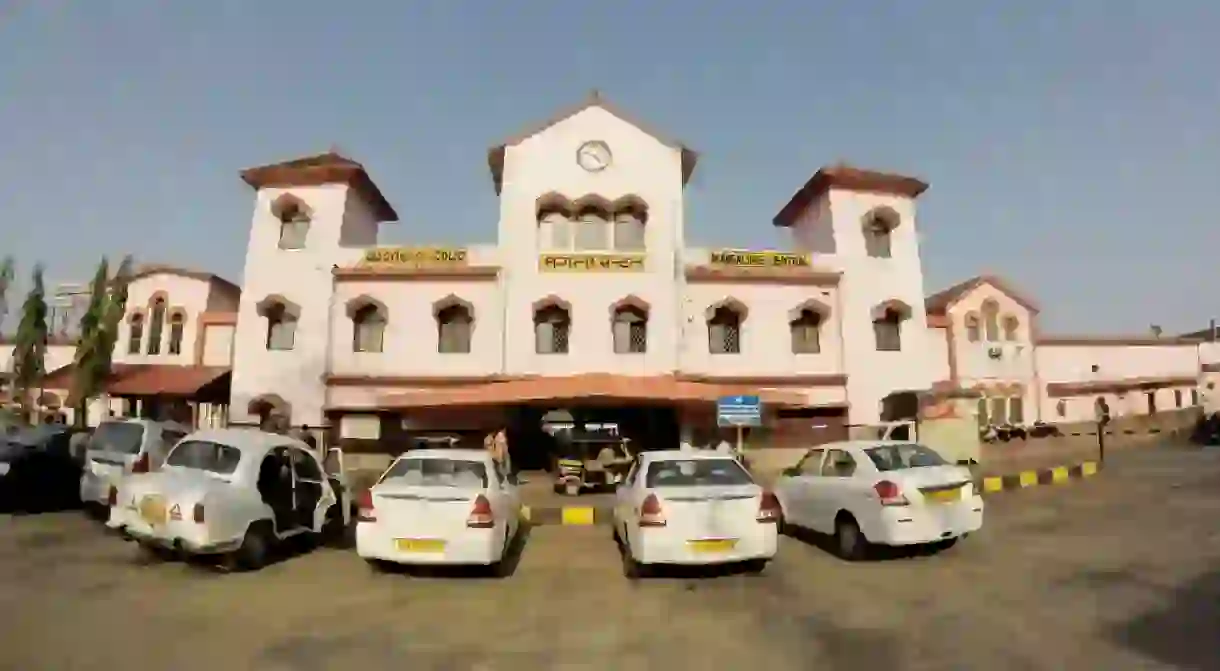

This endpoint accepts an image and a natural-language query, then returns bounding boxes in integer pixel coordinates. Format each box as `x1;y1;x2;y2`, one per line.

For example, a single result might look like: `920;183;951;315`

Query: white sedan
612;451;780;578
355;449;522;576
773;440;984;560
107;428;350;570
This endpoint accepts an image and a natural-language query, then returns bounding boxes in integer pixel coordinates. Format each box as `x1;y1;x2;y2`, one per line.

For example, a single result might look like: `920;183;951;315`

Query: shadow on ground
781;525;957;562
1108;568;1220;670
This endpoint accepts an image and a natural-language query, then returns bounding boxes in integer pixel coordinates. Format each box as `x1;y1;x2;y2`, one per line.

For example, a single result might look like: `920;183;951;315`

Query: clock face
576;141;612;172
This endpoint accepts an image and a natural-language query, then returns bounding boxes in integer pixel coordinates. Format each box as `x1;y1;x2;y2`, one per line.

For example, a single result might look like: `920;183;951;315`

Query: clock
576;140;612;172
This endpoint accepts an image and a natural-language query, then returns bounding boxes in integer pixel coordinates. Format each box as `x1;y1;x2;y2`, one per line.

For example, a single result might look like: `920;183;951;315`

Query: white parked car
80;418;191;515
772;440;984;560
106;428;350;571
612;451;780;578
355;449;522;576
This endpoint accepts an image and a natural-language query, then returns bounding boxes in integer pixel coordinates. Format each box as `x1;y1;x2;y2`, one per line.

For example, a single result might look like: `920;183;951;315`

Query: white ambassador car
355;449;522;576
106;428;350;570
80;418;190;515
773;441;984;560
612;451;780;578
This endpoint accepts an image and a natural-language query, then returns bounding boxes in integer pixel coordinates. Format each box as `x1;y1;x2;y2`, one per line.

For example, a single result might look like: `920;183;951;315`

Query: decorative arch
608;294;650;319
531;294;572;313
255;294;301;319
1002;314;1020;341
870;298;912;321
146;290;169;306
126;310;146;355
344;295;389;321
786;298;831;323
270;193;312;222
610;194;649;221
704;297;749;322
535;192;571;219
432;294;475;320
570;193;614;215
147;295;168;356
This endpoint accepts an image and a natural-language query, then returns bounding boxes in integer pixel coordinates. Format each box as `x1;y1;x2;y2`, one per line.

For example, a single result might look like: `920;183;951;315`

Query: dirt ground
1;444;1218;670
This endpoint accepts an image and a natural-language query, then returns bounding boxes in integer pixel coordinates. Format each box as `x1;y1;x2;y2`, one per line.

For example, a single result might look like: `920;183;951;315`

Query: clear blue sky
1;1;1216;333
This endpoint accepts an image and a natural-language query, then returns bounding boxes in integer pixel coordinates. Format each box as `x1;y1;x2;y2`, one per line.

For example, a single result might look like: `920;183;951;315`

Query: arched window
789;308;823;354
127;313;144;354
872;300;911;352
168;312;185;355
862;208;899;259
534;303;571;354
573;197;611;251
611;196;648;251
273;194;311;250
436;301;474;354
351;303;387;353
147;297;167;355
707;302;745;355
1002;315;1019;342
536;193;572;251
1056;399;1067;418
611;303;648;354
257;297;299;351
964;313;981;343
981;300;1000;341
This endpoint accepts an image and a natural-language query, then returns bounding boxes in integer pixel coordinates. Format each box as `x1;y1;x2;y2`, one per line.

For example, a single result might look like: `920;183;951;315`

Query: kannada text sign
709;250;811;268
538;254;646;273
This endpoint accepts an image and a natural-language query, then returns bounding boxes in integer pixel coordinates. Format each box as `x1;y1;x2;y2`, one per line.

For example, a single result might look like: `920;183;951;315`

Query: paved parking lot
1;445;1218;670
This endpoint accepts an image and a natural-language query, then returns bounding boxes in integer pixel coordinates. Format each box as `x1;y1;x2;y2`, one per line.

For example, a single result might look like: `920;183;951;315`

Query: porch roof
377;373;813;410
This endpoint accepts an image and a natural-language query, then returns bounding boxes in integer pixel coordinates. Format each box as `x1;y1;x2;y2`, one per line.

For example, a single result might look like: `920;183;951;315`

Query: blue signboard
717;394;762;427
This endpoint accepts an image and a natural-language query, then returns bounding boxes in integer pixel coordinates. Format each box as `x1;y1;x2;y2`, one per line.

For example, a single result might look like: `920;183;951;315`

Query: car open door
323;447;350;526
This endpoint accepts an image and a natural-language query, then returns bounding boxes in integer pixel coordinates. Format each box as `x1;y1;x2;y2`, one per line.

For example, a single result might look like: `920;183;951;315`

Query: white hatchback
355;449;522;576
612;451;780;578
772;440;984;560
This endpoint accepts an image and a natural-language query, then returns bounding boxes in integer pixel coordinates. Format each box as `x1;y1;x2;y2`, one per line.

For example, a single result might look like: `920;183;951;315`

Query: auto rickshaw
553;433;632;496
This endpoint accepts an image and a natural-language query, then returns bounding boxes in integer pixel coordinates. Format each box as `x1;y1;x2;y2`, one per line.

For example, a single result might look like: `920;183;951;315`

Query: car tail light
107;486;118;507
192;503;205;524
356;490;376;523
874;480;909;507
467;494;495;528
131;453;150;474
757;491;781;523
638;493;666;527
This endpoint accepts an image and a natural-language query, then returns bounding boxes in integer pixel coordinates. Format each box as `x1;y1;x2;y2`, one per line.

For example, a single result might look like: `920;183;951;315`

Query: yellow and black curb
519;461;1102;527
976;461;1099;494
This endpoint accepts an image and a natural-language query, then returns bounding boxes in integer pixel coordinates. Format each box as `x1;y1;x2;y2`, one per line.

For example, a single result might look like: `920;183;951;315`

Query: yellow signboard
709;250;811;268
538;254;646;273
362;247;467;266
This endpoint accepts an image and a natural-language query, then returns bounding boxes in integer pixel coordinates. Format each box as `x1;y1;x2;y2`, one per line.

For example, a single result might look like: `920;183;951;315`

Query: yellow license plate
687;539;738;553
139;497;167;525
923;488;962;504
395;538;446;553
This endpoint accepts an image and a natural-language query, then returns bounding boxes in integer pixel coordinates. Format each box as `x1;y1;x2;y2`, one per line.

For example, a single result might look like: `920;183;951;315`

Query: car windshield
865;443;948;471
87;422;144;454
644;458;753;488
380;458;488;488
164;440;242;475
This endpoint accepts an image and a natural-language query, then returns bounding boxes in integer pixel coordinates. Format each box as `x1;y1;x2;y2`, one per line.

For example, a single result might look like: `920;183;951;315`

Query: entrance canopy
379;374;809;410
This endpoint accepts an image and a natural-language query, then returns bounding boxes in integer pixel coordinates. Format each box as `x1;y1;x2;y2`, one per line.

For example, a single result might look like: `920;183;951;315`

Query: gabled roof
486;90;699;195
924;274;1040;316
131;264;240;295
773;164;929;227
239;151;398;222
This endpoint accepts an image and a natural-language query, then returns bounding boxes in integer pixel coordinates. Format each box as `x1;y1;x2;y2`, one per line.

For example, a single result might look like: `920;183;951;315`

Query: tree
10;265;48;421
1150;325;1163;338
96;256;134;398
0;256;13;331
70;258;111;427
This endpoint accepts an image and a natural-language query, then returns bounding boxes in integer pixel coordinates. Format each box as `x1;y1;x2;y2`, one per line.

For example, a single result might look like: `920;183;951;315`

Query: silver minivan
80;418;191;514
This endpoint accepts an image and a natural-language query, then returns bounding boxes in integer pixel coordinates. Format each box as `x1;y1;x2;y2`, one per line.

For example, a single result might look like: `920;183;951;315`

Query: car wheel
740;558;768;575
834;516;868;562
487;528;512;578
232;522;272;571
320;502;349;548
621;543;650;580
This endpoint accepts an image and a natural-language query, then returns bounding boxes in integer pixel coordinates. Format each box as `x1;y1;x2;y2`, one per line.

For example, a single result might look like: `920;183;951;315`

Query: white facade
8;93;1203;435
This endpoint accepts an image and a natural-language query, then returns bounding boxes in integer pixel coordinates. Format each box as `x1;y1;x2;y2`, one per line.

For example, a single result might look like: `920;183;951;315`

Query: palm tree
0;256;14;331
11;265;48;422
70;258;111;427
